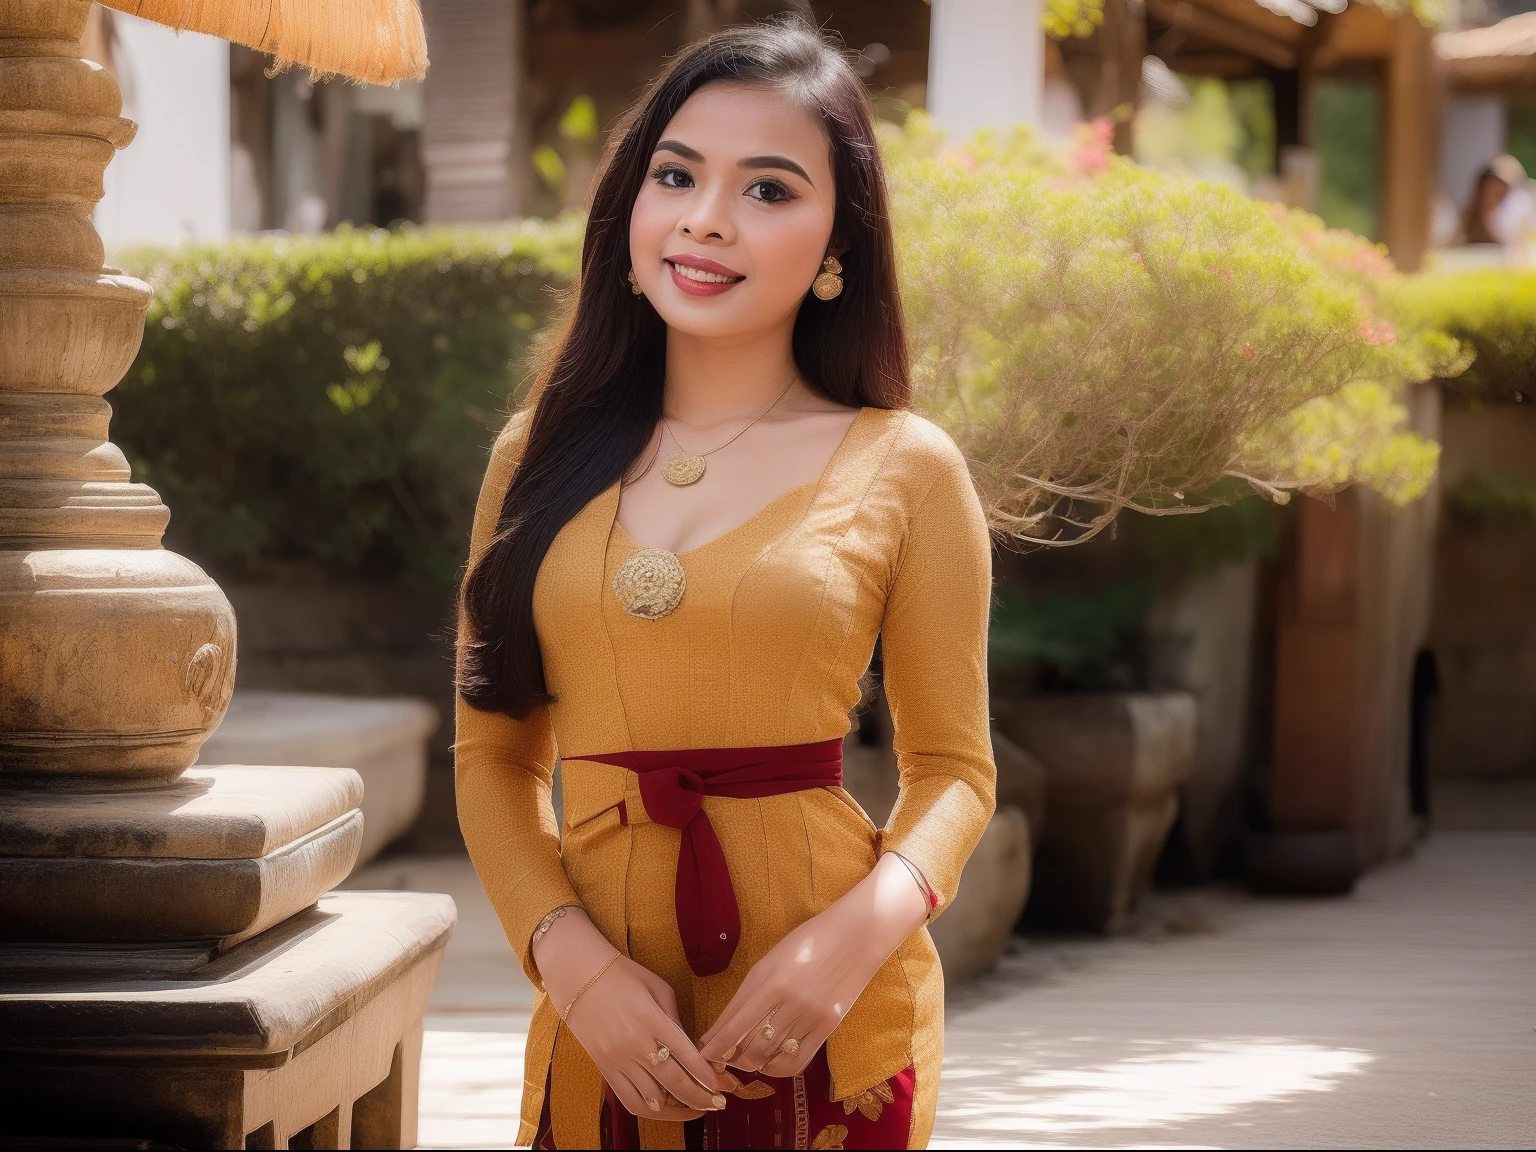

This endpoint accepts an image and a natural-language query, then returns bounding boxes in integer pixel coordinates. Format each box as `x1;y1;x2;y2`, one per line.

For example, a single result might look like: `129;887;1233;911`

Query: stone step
0;765;363;963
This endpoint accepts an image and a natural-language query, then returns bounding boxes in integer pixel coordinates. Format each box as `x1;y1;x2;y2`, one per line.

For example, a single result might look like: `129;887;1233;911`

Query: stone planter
995;692;1197;931
1146;561;1260;881
199;690;439;866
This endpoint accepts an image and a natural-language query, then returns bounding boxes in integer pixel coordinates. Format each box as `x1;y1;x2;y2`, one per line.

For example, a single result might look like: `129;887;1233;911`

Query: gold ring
779;1037;801;1057
762;1022;775;1040
648;1044;670;1065
722;1043;738;1062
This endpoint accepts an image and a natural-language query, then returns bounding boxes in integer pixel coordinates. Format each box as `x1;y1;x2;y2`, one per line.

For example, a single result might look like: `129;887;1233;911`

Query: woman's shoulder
862;407;972;489
492;406;535;459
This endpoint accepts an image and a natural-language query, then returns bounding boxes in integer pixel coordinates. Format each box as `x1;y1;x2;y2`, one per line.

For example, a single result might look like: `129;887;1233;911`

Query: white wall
95;13;229;249
1439;94;1506;208
927;0;1044;140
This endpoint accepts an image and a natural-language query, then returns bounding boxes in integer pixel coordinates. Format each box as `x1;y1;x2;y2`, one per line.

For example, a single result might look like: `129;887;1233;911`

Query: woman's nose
678;179;736;244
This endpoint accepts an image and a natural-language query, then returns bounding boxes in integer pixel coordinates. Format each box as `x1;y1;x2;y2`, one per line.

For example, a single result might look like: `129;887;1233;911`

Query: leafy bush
885;114;1465;544
988;582;1152;688
1447;469;1536;525
1399;270;1536;400
114;218;582;588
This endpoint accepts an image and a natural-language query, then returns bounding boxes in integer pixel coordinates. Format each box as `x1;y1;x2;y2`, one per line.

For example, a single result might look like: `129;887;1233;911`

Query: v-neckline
611;406;870;558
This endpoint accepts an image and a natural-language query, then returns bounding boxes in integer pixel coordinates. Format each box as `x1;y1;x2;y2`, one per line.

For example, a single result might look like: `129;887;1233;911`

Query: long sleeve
877;430;997;914
454;411;580;988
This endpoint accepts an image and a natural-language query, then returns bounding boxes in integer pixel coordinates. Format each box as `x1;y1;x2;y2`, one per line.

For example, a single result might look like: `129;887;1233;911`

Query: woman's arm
698;427;995;1076
456;417;727;1118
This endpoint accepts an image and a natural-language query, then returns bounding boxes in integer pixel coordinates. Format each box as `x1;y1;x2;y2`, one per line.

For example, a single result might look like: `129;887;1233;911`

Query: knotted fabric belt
568;738;844;978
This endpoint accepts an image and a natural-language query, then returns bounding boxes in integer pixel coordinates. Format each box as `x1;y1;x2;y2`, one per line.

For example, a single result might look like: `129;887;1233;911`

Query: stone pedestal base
0;891;454;1149
1;765;364;969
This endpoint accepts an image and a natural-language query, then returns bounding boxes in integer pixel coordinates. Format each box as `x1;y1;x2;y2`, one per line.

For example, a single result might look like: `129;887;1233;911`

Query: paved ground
347;783;1535;1149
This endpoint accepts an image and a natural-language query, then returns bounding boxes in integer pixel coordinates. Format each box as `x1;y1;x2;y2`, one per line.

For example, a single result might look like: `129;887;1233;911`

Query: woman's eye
651;165;693;189
746;178;794;204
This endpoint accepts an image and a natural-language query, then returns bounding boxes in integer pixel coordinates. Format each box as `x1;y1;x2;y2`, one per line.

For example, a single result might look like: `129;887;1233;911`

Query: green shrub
114;218;582;589
989;581;1153;688
885;113;1464;544
1399;270;1536;400
1447;469;1536;525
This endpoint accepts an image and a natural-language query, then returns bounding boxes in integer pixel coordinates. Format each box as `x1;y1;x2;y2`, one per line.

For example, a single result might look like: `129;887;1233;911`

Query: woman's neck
662;325;800;426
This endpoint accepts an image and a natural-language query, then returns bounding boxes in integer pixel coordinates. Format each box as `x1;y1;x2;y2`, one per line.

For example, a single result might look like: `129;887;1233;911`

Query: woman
456;18;994;1150
1460;154;1532;246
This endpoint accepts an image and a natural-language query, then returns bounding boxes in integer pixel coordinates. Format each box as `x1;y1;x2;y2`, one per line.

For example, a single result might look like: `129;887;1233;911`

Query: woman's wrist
820;853;931;970
531;905;614;1002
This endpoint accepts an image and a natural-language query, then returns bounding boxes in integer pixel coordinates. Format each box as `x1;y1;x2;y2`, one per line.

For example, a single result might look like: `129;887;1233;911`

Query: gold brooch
612;548;685;619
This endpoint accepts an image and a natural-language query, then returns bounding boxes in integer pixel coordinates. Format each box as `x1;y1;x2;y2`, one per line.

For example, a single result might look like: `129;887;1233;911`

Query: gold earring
628;268;643;296
811;256;843;301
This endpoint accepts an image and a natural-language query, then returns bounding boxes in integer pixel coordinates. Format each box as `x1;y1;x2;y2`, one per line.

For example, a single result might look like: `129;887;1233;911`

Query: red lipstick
664;252;745;297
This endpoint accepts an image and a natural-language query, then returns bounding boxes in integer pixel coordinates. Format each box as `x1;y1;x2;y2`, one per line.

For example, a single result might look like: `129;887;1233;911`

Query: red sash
567;739;844;977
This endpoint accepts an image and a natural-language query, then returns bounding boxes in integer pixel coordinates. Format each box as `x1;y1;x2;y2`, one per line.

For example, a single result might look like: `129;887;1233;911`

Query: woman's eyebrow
738;154;812;184
654;139;704;162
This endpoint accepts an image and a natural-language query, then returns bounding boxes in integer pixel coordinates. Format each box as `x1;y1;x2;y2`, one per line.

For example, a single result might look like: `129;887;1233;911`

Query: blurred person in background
1460;153;1535;246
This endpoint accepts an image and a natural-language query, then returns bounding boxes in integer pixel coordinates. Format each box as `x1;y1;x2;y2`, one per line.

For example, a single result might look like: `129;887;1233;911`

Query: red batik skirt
534;1050;916;1150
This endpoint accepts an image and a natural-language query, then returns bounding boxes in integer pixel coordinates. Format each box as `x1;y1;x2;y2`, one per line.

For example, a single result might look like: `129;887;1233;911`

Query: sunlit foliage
884;114;1466;544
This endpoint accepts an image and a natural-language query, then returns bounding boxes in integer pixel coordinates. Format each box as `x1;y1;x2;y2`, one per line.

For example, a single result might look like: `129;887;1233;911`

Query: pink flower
1360;320;1396;345
1243;343;1256;361
1130;252;1144;266
942;147;977;172
1210;265;1233;281
1070;116;1114;176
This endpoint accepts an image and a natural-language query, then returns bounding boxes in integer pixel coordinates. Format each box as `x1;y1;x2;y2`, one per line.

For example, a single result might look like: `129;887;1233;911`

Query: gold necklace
660;375;797;486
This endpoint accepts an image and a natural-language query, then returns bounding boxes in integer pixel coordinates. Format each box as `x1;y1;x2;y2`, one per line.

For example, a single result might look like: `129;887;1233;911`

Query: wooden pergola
1437;11;1536;93
1059;0;1436;270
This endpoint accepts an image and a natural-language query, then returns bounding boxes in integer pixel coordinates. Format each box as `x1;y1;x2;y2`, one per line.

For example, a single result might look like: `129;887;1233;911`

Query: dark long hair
459;16;909;718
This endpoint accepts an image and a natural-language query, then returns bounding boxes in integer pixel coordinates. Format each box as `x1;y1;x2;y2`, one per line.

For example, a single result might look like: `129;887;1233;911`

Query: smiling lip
665;253;745;297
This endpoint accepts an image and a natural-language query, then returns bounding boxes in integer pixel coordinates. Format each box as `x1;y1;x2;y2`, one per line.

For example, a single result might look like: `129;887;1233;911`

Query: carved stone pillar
0;5;453;1144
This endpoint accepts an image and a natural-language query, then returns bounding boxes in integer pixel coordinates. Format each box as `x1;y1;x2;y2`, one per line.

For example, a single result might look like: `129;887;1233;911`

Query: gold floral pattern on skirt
842;1079;895;1122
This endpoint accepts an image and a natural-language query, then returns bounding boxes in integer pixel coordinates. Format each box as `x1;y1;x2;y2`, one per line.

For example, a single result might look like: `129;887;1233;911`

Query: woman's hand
697;852;930;1078
534;906;730;1119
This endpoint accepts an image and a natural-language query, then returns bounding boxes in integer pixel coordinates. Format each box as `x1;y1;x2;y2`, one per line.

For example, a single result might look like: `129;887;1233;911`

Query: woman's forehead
658;82;830;170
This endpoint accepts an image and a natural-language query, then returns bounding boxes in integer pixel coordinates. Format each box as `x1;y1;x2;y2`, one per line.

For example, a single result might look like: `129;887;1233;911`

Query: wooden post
420;0;531;222
1379;12;1434;271
1101;0;1146;156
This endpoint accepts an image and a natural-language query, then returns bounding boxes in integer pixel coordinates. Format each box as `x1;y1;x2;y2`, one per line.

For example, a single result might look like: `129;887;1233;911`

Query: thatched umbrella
97;0;427;83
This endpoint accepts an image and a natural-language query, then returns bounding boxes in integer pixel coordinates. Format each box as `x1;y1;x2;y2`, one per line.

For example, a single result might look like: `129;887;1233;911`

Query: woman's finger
728;1003;802;1073
606;1068;659;1118
631;1063;710;1122
651;1013;729;1096
759;1017;830;1079
646;1051;726;1113
698;981;778;1064
697;969;766;1050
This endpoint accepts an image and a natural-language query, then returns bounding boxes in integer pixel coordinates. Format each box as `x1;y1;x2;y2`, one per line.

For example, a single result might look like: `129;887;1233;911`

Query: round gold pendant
663;451;706;486
613;548;686;620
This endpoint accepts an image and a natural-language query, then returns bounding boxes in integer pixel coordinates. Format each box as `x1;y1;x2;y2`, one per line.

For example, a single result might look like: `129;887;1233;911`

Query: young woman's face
628;81;838;340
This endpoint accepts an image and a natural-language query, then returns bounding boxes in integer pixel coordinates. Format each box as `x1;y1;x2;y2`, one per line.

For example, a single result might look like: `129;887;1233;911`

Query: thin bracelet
531;904;579;951
561;949;620;1021
891;852;938;919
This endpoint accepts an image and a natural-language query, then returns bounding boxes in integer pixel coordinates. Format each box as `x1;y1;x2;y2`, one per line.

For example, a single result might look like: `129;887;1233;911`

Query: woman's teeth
670;262;737;283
